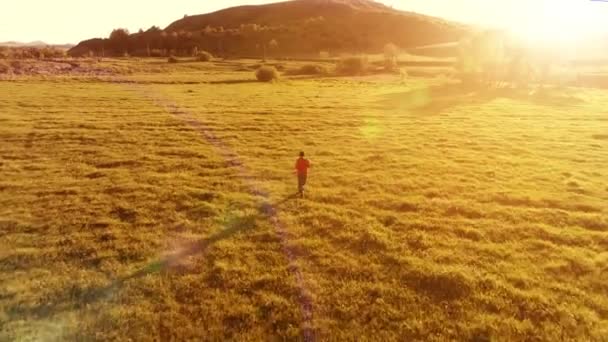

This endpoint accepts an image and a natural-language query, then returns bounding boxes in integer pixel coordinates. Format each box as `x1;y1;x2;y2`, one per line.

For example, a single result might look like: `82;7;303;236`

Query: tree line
456;30;580;87
70;25;288;58
69;11;464;58
0;46;67;59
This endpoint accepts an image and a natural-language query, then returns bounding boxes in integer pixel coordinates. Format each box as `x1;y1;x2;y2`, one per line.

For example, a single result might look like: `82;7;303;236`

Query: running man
294;151;311;197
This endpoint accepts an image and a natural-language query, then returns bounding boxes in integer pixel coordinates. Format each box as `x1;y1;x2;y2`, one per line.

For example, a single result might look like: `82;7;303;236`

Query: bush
168;56;179;63
197;51;213;62
8;60;24;74
384;43;399;61
10;60;23;69
149;49;164;57
336;56;368;75
255;66;280;82
287;64;328;76
0;60;9;74
384;59;398;72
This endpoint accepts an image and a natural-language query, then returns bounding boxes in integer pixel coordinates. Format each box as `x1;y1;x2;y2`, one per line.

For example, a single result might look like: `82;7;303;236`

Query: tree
268;39;279;58
457;30;507;86
384;43;398;60
203;25;215;36
170;31;179;55
240;24;260;35
160;31;179;56
133;29;149;56
109;28;130;55
383;43;399;71
176;31;196;56
142;26;163;55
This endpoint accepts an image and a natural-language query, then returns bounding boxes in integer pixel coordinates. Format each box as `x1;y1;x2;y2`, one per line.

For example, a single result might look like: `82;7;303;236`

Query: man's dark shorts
298;174;307;193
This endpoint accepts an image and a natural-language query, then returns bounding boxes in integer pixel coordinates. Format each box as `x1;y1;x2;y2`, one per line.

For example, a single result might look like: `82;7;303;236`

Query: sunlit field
1;59;607;341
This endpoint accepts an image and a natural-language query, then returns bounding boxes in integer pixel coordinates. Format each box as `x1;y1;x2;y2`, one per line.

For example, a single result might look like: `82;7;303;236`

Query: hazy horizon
2;0;608;44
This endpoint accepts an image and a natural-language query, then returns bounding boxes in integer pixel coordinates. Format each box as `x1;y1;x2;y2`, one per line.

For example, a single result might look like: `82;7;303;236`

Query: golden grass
1;64;607;340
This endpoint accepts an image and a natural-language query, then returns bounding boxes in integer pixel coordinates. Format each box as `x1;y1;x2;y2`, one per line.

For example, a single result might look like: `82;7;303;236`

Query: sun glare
511;0;606;45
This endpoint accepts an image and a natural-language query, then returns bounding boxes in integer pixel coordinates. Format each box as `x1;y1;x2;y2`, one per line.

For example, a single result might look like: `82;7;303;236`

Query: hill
69;0;468;57
167;0;402;32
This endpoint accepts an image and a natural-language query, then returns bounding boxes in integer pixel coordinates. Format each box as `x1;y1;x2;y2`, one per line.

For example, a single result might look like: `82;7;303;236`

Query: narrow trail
125;84;316;341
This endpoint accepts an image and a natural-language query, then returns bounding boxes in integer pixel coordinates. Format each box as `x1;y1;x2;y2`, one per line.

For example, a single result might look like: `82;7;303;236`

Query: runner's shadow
259;193;299;216
277;193;299;206
14;194;299;320
9;215;257;320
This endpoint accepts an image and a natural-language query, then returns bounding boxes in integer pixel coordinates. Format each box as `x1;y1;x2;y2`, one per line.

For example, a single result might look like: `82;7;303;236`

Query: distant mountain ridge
70;0;468;57
1;41;74;49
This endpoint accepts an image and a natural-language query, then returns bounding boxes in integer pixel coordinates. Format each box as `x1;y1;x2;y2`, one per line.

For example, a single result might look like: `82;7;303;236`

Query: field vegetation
1;55;607;341
0;46;67;60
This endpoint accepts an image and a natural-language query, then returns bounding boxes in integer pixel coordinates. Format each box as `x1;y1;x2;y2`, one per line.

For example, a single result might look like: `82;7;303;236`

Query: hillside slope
70;0;467;57
166;0;393;31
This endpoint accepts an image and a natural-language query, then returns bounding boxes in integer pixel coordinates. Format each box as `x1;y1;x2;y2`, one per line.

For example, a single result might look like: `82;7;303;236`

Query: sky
1;0;607;44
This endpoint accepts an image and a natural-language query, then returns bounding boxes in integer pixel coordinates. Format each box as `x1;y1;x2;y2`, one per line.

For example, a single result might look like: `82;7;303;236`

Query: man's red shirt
295;158;310;175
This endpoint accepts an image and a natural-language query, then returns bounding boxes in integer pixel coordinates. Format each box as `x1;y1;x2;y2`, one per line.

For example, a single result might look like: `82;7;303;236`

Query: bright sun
511;0;607;44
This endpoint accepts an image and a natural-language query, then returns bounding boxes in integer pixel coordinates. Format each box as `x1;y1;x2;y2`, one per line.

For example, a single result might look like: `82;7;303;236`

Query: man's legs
298;174;307;197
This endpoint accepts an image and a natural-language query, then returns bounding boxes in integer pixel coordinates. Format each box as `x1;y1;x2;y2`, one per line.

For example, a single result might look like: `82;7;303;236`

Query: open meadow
1;58;608;341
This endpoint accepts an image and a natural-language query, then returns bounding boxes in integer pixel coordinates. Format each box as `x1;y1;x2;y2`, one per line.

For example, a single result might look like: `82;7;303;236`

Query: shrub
168;56;179;63
384;58;398;72
149;49;164;57
286;64;328;76
384;43;399;61
255;66;279;82
336;56;368;75
197;51;213;62
0;60;9;74
8;60;24;74
383;43;400;73
10;60;22;69
38;47;63;59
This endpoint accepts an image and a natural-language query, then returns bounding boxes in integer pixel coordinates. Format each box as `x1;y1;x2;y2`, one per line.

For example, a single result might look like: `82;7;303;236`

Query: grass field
1;59;607;341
